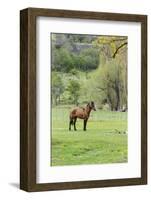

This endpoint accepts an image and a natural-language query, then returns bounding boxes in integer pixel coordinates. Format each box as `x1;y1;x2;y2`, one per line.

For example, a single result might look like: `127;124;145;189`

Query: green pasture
51;106;127;166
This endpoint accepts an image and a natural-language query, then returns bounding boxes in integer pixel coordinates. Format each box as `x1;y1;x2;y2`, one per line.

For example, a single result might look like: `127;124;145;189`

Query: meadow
51;106;127;166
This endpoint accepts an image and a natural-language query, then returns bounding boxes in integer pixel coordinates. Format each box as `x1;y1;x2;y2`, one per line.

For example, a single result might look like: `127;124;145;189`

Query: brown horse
69;101;96;131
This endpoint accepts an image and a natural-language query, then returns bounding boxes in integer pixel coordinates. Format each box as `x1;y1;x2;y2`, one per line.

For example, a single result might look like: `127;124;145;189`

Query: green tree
52;33;100;73
52;48;74;72
94;36;127;59
67;80;81;105
80;48;100;71
95;59;126;111
52;72;64;105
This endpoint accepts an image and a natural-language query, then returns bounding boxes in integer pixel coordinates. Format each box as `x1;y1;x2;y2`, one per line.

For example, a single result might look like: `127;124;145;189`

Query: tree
52;72;64;105
67;80;81;105
52;33;100;73
91;35;127;110
95;59;127;111
52;48;74;72
80;48;100;71
94;36;127;60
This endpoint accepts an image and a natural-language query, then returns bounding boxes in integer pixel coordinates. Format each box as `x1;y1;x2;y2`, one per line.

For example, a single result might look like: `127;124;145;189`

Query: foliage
52;34;100;72
95;59;127;111
51;33;128;110
52;48;74;72
67;79;81;105
51;72;64;105
79;48;100;71
95;36;128;59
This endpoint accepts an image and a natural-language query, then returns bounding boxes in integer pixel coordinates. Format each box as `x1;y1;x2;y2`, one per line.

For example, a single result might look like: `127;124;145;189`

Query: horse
69;101;96;131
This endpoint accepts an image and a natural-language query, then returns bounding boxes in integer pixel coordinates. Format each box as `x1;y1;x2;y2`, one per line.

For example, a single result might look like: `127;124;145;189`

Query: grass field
51;106;128;166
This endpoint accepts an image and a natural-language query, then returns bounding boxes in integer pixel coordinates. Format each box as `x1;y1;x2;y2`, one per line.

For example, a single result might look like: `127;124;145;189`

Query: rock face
72;43;93;53
54;34;97;53
55;42;94;53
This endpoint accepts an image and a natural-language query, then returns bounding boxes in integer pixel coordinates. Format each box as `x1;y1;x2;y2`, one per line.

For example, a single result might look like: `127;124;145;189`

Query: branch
112;42;127;58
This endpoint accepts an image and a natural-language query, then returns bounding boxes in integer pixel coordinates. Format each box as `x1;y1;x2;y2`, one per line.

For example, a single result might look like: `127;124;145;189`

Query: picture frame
20;7;147;192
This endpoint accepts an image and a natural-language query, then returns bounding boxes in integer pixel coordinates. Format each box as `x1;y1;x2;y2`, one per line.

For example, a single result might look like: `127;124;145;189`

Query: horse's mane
77;103;91;111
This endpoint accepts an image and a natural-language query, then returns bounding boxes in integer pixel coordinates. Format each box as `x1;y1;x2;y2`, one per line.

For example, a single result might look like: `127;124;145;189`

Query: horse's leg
69;120;71;131
83;119;88;131
73;117;77;131
69;118;73;131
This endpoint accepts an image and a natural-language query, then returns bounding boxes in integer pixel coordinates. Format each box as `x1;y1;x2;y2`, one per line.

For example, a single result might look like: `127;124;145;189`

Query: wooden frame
20;7;147;192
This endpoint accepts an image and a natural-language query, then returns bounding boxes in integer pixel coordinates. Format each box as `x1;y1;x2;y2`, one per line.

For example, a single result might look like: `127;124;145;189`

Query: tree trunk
115;84;120;111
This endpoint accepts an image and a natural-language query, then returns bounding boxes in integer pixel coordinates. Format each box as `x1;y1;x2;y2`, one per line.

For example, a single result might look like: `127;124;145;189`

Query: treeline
52;34;100;72
51;34;127;111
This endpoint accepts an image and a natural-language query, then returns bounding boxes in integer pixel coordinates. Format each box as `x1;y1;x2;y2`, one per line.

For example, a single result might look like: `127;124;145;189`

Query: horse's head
88;101;96;111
